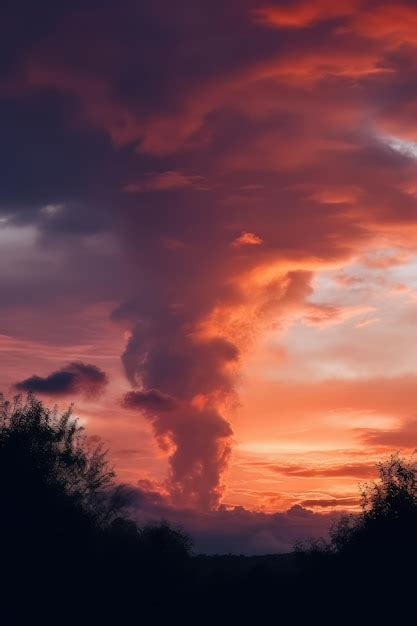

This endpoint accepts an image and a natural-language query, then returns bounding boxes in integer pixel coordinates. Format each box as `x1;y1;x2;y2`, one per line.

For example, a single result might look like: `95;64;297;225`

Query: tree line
1;394;416;623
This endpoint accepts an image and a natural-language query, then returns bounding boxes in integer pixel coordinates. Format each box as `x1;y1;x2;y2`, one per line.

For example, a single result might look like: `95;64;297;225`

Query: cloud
300;497;360;509
360;250;411;268
232;231;263;247
359;419;417;448
255;1;359;29
303;303;376;327
123;170;208;193
308;186;362;204
270;462;377;479
116;308;241;510
355;317;381;329
350;3;417;46
123;389;177;412
116;481;337;555
123;390;234;510
256;0;417;52
15;362;108;397
240;375;417;420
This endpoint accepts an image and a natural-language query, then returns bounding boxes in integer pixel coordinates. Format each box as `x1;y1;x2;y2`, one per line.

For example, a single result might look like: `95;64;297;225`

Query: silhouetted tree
330;453;417;558
0;394;193;623
316;453;417;620
290;455;417;620
0;393;115;537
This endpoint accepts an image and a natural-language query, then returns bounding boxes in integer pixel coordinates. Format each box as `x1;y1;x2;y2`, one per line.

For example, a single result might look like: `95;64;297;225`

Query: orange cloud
359;419;417;448
303;303;376;327
255;1;359;28
232;231;263;247
239;375;417;426
308;187;363;205
124;170;207;193
351;3;417;47
256;48;388;83
257;1;417;52
270;462;377;479
360;250;411;268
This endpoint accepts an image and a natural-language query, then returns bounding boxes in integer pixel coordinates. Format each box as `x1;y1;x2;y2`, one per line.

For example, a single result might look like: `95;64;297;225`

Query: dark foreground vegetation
1;395;417;624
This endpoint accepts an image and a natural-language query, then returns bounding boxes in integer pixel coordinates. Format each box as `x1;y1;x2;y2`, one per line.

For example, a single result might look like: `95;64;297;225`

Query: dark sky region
2;0;417;552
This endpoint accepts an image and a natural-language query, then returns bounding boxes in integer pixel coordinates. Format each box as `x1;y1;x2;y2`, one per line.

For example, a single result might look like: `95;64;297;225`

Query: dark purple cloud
300;497;360;509
15;361;108;397
124;388;234;510
123;389;177;412
119;309;239;509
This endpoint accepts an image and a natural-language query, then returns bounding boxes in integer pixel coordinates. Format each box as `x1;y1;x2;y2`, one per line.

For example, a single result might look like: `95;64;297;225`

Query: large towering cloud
116;281;242;509
116;254;319;509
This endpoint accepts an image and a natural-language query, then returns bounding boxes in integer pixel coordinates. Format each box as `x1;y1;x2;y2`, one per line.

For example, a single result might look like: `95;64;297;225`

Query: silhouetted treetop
361;453;417;518
0;393;114;515
329;453;417;559
0;392;124;571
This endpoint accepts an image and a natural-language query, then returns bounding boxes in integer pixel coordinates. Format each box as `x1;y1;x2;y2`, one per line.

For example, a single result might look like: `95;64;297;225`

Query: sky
2;0;417;553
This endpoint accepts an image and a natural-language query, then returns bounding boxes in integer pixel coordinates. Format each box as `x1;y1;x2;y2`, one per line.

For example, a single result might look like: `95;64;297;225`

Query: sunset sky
2;0;417;552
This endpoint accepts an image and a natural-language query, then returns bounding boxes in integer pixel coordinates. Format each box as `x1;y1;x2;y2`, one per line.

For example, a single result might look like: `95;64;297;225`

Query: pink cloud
232;231;263;247
255;0;359;28
124;170;208;193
